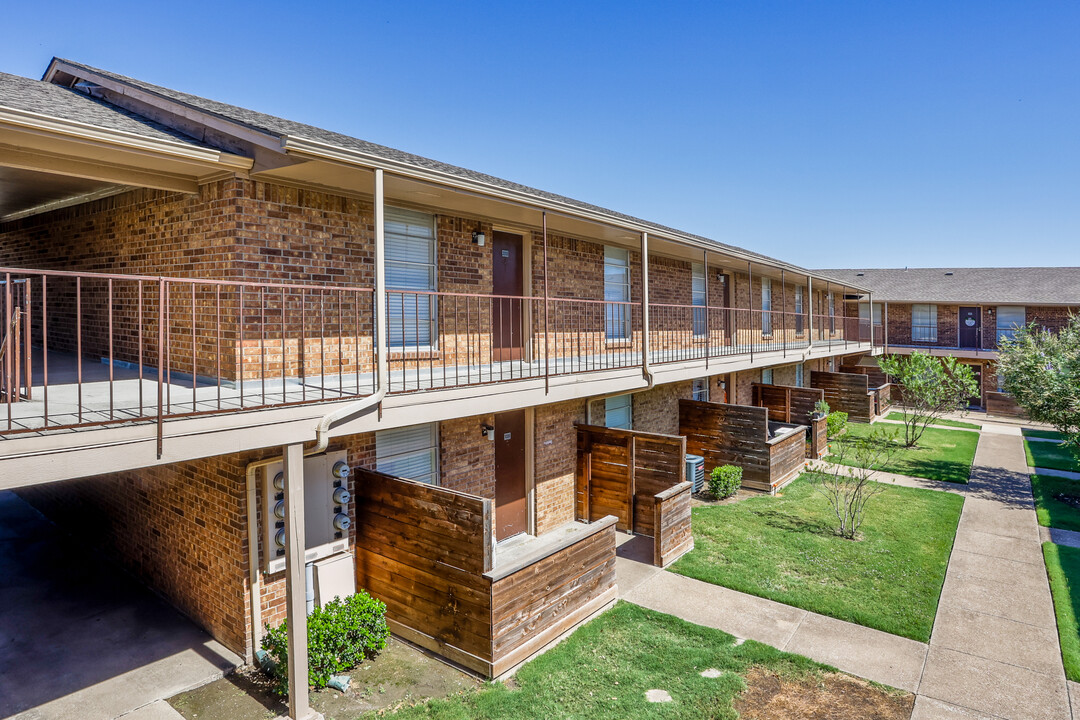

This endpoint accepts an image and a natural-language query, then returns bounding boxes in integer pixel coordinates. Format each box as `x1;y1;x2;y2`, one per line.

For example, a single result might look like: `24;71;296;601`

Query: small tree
878;352;978;447
997;317;1080;453
814;426;897;539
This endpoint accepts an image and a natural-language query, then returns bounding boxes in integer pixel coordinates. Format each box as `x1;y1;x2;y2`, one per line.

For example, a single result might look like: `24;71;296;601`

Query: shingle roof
815;267;1080;305
49;58;856;284
0;71;214;149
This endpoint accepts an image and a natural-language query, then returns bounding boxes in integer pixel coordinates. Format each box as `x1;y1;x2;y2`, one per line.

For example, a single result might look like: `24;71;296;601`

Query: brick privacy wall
439;413;496;498
533;399;587;534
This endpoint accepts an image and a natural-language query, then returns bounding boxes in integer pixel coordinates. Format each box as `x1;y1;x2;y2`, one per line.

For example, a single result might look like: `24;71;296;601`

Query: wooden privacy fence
679;399;806;494
353;468;617;678
874;383;894;416
575;423;694;567
810;370;876;423
751;382;824;424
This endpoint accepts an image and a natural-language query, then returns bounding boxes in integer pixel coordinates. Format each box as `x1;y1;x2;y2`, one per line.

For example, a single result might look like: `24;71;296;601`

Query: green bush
262;590;389;695
826;411;849;439
709;464;743;499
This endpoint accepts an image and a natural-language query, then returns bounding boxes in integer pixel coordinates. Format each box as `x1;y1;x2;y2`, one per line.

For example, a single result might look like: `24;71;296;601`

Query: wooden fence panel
752;383;824;424
353;469;494;673
810;371;874;422
680;400;773;490
653;482;693;567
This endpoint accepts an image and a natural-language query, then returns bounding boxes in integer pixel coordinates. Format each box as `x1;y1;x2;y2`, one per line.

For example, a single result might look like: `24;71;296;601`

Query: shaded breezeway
0;491;240;720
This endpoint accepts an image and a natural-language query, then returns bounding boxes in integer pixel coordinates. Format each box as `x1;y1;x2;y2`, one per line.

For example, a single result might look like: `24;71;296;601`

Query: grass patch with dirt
1026;439;1080;473
831;422;979;484
1031;475;1080;532
380;602;911;719
1043;543;1080;683
672;475;963;642
885;412;981;430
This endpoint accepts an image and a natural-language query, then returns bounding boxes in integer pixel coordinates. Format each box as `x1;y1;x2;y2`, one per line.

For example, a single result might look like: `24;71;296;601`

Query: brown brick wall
533;399;587;534
632;381;693;436
439;414;496;498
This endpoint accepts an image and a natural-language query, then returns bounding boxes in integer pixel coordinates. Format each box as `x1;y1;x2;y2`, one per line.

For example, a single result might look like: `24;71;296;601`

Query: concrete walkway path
615;534;930;693
913;422;1071;720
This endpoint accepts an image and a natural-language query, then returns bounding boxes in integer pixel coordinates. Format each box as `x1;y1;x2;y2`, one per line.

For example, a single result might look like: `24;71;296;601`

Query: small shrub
262;590;389;695
826;411;849;439
814;399;831;417
709;464;743;499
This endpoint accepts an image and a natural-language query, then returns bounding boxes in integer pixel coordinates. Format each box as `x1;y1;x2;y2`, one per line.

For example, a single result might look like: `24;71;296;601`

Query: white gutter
0;105;253;170
244;169;389;660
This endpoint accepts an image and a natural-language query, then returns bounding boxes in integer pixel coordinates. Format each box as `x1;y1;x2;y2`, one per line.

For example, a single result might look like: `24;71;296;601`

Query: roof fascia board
0;104;252;171
282;134;870;292
46;59;280;156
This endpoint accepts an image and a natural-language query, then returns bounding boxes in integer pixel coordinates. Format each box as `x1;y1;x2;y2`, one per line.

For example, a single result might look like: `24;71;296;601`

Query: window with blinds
691;262;707;337
692;378;709;401
761;277;773;335
604;247;631;340
912;304;938;342
795;363;804;387
386;207;437;348
996;306;1026;343
375;423;439;485
795;286;805;333
762;368;773;385
605;394;632;430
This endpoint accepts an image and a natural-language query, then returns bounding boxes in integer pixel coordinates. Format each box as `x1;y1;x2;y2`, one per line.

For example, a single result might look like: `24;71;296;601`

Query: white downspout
245;167;389;662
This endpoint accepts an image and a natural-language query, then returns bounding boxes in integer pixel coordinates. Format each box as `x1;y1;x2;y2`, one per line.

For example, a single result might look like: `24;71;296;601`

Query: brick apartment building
818;267;1080;413
1;59;879;718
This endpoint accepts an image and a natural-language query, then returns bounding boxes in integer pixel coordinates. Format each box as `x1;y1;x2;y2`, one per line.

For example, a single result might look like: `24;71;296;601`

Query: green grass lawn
884;412;981;430
671;475;964;642
1024;428;1067;441
1031;475;1080;532
831;422;980;484
380;602;846;719
1043;543;1080;682
1025;439;1080;473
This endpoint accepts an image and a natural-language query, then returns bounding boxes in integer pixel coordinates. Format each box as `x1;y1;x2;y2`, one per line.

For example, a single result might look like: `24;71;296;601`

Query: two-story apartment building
1;58;876;718
818;267;1079;413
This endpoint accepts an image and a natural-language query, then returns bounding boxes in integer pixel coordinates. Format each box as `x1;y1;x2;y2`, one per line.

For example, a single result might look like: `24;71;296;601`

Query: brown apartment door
494;409;527;540
492;231;524;361
965;363;983;408
959;307;981;348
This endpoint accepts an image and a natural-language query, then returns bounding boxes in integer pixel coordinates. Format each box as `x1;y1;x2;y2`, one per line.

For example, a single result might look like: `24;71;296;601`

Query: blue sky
4;1;1078;268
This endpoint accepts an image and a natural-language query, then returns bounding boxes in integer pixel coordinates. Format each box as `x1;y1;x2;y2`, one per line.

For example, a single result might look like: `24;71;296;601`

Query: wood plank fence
353;468;616;678
575;423;693;567
810;370;876;422
679;399;806;493
751;382;824;424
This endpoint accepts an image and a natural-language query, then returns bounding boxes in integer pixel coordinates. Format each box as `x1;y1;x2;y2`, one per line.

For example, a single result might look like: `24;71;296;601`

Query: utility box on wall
263;451;352;574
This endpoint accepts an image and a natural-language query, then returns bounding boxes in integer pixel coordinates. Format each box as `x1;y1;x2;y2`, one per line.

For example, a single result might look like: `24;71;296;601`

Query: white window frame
761;277;773;336
375;423;440;486
692;378;709;401
795;363;804;387
828;292;836;333
996;306;1026;344
604;247;631;340
761;368;774;385
795;286;804;334
691;262;707;338
385;207;438;349
605;394;633;430
912;304;938;343
858;302;883;324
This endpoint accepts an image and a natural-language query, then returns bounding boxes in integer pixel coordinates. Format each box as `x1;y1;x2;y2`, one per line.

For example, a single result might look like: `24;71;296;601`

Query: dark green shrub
826;411;849;439
708;464;742;499
262;590;389;695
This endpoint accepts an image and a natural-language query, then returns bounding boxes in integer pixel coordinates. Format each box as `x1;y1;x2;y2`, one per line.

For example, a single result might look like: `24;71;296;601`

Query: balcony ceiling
0;165;125;221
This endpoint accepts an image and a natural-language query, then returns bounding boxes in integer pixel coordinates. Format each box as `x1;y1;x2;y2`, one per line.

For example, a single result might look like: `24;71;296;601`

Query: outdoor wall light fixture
481;423;494;438
473;227;486;246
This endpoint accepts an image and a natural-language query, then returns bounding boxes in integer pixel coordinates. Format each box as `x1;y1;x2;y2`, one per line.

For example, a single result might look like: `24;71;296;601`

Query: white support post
284;442;318;720
640;232;651;379
807;276;814;347
869;291;875;348
374;169;388;410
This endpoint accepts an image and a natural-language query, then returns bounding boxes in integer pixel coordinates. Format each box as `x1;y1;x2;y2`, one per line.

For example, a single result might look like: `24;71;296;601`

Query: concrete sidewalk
913;423;1071;720
615;534;930;694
